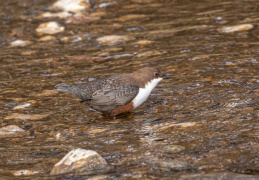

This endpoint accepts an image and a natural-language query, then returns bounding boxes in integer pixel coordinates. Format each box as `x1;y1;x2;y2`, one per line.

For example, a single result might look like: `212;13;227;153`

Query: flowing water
0;0;258;179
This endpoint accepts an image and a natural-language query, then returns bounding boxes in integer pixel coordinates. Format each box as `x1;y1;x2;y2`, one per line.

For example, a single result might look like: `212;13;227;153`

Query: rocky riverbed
0;0;258;179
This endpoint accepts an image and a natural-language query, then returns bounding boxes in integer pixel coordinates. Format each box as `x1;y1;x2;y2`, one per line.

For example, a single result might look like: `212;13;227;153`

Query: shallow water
0;0;259;179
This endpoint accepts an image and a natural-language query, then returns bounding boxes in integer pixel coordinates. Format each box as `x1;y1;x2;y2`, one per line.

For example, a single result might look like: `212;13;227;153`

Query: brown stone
4;113;51;121
117;14;146;22
36;90;59;97
134;51;162;58
97;35;135;45
0;125;26;138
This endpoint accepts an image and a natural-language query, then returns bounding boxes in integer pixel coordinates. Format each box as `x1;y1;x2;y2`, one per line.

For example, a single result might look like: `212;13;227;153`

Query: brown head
130;67;164;88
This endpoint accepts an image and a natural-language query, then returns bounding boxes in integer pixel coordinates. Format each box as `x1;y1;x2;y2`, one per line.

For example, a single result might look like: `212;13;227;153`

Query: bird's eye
154;72;158;77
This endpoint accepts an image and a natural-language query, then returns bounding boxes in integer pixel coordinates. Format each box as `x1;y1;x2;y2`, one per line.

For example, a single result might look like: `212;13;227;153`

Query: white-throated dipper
55;67;164;115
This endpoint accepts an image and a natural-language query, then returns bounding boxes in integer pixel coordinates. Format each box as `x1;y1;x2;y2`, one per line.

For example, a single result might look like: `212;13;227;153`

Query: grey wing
90;84;139;106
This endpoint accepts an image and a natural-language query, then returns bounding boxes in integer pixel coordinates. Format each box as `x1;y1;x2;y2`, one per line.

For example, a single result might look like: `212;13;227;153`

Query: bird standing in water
55;67;164;115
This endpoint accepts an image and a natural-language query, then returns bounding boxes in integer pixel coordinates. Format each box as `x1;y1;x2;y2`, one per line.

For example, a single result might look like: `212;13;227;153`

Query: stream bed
0;0;258;179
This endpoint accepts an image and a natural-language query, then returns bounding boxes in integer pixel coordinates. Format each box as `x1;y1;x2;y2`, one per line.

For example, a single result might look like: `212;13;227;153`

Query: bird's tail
55;83;79;95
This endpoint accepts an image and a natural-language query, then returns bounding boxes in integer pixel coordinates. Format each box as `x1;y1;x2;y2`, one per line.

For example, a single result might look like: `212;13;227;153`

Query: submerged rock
13;103;32;110
218;24;254;33
4;113;51;121
117;14;147;21
50;0;90;13
20;51;37;56
68;55;106;65
10;40;33;47
161;145;186;154
174;122;197;128
153;159;190;172
179;172;259;180
36;22;65;35
97;35;135;45
38;35;56;42
39;11;72;19
0;125;26;138
36;90;59;97
66;15;100;24
11;169;40;176
134;50;162;58
50;148;107;175
133;40;154;45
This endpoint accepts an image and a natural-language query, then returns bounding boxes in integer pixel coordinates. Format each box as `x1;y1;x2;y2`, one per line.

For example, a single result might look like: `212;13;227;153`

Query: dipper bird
55;67;164;115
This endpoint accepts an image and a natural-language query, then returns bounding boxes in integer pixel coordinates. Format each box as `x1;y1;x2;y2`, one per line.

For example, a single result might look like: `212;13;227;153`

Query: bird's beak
162;73;171;79
160;72;166;79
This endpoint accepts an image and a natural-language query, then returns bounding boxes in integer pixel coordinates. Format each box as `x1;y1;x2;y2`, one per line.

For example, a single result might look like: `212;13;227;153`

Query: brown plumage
55;67;164;115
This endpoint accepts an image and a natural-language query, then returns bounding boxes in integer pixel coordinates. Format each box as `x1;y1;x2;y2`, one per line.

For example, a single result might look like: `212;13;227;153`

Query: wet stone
0;125;26;138
160;145;186;154
133;40;154;46
68;55;106;65
134;50;162;58
66;15;100;24
101;47;123;53
11;169;41;176
20;50;37;56
179;172;259;180
153;159;190;172
4;113;51;121
87;127;107;135
27;58;60;64
39;12;72;19
36;90;59;97
97;35;135;45
175;122;197;128
2;90;17;94
50;148;108;175
36;22;65;35
38;35;56;42
50;0;90;13
218;24;254;33
13;103;32;110
10;40;33;47
60;35;85;43
117;14;147;21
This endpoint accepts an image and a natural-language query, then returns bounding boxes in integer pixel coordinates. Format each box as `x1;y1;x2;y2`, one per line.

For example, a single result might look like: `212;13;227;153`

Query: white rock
173;122;197;127
13;103;32;110
51;0;88;13
97;35;135;45
50;148;107;175
36;21;64;35
218;24;254;33
0;125;25;137
40;12;72;19
56;149;97;166
10;40;33;47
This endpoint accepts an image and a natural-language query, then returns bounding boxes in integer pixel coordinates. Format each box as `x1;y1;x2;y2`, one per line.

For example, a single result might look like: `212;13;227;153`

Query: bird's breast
132;78;162;108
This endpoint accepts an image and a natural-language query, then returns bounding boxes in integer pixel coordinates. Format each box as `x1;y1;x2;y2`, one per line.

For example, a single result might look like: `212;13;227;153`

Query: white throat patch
133;78;162;108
